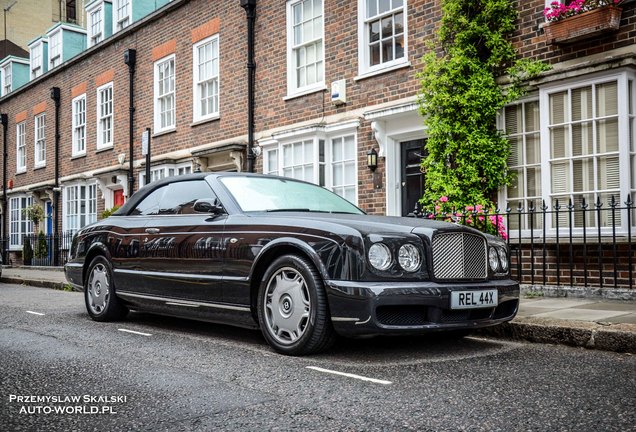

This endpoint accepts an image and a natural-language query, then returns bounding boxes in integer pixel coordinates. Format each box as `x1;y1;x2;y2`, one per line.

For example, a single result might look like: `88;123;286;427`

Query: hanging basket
544;6;622;44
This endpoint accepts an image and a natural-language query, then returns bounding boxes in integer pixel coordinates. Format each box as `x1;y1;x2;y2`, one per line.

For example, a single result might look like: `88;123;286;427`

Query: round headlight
398;244;421;272
497;247;509;272
368;243;392;271
488;247;500;272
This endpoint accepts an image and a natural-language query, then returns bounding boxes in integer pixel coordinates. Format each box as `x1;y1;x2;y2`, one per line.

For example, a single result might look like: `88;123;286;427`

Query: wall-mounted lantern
367;148;378;172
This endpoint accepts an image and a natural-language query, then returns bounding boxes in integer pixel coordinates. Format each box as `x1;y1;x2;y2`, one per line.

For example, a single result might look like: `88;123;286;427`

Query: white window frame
262;123;359;205
192;35;220;122
34;113;46;168
139;162;192;187
62;182;97;235
113;0;132;32
498;97;541;233
87;2;105;47
357;0;409;79
96;82;113;149
30;41;44;79
154;54;176;133
9;195;33;249
1;64;12;96
286;0;325;98
16;122;26;173
72;94;87;156
48;30;62;68
500;70;635;235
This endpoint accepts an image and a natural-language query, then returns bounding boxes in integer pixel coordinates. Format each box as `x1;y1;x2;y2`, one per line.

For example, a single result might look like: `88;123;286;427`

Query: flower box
544;6;622;44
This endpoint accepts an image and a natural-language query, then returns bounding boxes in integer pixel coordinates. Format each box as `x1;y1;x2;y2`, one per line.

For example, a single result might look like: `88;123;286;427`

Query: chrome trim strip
331;317;360;322
165;302;199;308
117;291;251;312
355;316;372;325
113;268;247;282
65;263;82;268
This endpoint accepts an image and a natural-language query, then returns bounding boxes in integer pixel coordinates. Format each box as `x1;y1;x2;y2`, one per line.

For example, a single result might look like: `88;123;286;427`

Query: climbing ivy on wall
418;0;549;210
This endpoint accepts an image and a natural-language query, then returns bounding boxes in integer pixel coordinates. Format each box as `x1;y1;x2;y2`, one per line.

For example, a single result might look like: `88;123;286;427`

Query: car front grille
431;232;487;280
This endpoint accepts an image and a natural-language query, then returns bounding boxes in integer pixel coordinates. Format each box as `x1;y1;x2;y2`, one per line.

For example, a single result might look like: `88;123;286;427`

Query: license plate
450;290;498;310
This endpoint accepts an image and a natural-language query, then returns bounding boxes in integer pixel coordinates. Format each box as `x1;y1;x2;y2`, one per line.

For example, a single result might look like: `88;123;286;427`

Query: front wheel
257;255;335;355
85;256;127;322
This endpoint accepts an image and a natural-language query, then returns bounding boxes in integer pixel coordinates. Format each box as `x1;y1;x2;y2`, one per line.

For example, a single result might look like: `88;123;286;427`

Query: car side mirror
194;198;224;214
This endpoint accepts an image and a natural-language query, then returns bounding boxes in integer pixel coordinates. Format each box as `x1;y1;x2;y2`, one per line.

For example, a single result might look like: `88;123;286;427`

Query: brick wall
511;243;636;289
513;1;636;64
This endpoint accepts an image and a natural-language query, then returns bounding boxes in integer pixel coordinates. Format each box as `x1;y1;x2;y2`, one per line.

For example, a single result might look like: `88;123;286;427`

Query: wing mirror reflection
194;198;224;215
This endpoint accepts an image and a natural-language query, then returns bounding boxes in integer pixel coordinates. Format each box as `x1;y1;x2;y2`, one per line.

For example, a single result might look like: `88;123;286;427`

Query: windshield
220;176;364;214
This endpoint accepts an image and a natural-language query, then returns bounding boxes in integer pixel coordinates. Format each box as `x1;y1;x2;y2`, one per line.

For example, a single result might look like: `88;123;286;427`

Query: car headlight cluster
489;246;509;273
368;242;421;272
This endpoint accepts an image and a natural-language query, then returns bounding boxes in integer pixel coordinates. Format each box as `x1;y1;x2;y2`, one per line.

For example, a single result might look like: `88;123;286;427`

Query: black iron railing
18;232;74;267
413;195;635;289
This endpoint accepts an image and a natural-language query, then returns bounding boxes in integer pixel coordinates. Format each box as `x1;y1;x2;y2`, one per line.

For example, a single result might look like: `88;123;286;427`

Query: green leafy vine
417;0;550;211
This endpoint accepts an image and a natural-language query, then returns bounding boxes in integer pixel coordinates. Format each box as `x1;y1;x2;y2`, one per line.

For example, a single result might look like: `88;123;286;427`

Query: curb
477;317;636;354
0;277;68;291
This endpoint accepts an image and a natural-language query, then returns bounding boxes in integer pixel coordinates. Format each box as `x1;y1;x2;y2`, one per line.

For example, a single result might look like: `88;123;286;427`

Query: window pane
370;20;380;42
507;137;521;166
597;118;619;153
549;91;568;124
597;156;620;190
571;86;592;121
379;0;390;14
596;81;618;117
572;159;594;192
571;122;593;157
505;105;520;134
366;0;377;18
525;101;539;132
526;133;540;165
550;126;569;159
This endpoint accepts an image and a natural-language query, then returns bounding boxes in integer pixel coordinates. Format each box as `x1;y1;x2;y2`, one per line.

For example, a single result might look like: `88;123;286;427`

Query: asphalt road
1;283;634;432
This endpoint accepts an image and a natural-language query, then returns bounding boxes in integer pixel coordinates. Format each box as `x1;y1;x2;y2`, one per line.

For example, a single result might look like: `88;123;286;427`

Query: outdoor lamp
367;148;378;172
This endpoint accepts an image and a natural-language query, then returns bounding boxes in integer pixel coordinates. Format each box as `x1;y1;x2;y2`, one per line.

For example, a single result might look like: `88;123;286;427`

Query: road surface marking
118;328;152;337
306;366;392;385
25;311;45;316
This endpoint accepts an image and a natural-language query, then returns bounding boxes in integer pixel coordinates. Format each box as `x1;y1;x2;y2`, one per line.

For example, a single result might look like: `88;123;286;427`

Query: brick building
0;0;634;273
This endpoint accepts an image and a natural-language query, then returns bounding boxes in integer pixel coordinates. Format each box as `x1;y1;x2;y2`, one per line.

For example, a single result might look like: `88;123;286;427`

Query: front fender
250;236;340;281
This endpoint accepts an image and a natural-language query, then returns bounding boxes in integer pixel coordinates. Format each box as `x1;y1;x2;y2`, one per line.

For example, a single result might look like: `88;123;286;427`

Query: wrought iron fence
16;232;75;267
412;195;635;289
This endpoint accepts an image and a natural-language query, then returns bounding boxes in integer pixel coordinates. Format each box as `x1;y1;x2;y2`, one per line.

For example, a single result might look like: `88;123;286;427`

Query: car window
159;180;217;215
131;185;168;216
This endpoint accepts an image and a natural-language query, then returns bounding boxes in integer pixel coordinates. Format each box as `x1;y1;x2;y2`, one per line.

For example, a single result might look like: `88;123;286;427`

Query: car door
139;178;226;303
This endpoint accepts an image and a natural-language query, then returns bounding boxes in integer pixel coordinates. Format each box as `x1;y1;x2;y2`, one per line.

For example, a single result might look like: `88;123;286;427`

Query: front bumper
324;279;519;337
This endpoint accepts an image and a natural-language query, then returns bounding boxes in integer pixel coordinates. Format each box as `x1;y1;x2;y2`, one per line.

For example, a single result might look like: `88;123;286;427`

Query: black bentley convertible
65;173;519;355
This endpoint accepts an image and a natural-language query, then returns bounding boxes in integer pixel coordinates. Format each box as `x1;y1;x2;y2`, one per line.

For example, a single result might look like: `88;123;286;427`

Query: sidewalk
2;266;635;353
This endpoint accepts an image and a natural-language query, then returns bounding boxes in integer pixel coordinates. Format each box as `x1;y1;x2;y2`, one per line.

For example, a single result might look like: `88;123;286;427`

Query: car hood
254;212;483;239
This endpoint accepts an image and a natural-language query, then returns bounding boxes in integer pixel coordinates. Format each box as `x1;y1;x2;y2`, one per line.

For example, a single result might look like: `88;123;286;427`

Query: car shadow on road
119;312;517;366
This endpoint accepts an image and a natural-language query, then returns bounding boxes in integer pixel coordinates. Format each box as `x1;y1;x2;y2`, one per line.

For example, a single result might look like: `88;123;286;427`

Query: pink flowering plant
423;196;508;240
544;0;622;22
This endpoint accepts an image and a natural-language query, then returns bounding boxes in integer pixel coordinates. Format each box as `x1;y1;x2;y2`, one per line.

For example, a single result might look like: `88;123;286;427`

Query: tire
257;254;335;355
84;256;128;322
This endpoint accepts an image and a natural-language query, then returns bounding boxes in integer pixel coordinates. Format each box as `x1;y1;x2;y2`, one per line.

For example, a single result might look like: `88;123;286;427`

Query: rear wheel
85;256;127;322
257;255;335;355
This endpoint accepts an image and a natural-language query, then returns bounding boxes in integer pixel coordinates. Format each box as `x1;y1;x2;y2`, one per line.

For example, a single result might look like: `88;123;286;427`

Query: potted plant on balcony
543;0;623;44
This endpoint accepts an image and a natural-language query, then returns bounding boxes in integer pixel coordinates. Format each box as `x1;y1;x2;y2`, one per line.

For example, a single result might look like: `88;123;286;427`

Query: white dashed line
25;311;45;316
118;328;152;337
306;366;392;385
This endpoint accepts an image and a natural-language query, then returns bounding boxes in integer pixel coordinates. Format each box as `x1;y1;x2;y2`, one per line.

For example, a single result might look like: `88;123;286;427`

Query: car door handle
145;228;160;234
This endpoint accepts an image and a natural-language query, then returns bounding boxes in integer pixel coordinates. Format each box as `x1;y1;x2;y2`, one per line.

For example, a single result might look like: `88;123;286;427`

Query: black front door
401;139;427;216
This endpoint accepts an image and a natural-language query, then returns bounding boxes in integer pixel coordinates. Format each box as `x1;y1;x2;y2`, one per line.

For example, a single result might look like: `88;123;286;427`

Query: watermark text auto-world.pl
8;395;127;415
